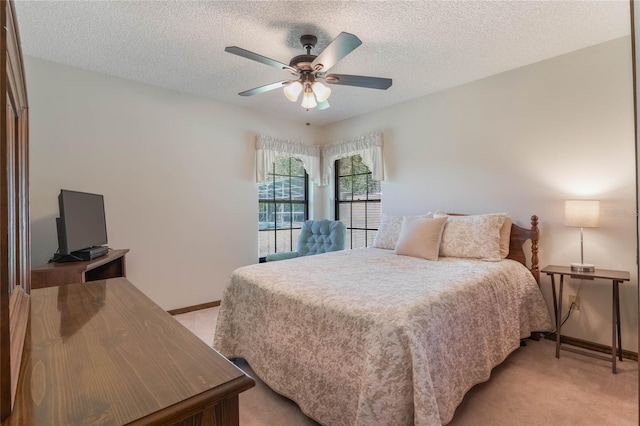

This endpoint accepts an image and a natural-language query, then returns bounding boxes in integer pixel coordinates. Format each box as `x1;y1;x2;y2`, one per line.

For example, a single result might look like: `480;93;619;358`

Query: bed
214;214;553;426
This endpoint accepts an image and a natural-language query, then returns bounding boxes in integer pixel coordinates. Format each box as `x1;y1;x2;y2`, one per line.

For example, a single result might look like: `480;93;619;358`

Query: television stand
32;249;129;289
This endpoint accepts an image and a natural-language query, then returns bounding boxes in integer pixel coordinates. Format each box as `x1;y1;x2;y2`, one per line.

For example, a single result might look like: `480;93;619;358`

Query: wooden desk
3;278;254;425
541;265;630;373
31;249;129;289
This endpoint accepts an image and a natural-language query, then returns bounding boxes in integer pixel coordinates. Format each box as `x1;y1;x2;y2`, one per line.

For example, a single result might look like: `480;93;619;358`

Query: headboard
506;215;539;283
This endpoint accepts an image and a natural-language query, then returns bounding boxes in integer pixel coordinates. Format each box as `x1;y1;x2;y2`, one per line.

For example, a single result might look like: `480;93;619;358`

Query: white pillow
394;216;448;260
373;212;434;250
439;214;506;261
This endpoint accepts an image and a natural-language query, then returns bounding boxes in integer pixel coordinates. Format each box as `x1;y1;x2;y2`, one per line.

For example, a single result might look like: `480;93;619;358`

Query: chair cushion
296;220;346;256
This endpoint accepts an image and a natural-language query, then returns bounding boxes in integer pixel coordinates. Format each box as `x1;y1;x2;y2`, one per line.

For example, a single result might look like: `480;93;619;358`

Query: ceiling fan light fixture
311;81;331;102
301;88;317;109
283;81;303;102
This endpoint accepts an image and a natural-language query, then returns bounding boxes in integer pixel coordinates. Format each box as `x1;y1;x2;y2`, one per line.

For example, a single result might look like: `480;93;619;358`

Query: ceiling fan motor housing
289;54;316;71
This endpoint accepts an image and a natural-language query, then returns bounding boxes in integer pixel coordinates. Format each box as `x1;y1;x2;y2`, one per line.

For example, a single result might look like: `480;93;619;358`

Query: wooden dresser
3;278;254;425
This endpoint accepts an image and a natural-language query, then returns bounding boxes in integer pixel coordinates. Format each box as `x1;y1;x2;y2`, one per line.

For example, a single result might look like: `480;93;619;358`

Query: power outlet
569;295;580;311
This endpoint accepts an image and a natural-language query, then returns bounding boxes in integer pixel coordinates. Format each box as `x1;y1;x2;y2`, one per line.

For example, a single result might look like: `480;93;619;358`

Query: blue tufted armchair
265;220;347;262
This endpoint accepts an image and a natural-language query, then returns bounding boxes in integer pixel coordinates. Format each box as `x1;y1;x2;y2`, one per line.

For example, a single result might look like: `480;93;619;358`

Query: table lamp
565;200;600;272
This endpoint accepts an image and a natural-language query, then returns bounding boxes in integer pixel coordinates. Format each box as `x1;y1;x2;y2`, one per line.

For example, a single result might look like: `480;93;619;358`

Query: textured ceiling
14;1;630;126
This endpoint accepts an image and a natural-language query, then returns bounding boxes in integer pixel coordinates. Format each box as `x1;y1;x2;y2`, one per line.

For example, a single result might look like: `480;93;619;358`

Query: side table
541;265;630;373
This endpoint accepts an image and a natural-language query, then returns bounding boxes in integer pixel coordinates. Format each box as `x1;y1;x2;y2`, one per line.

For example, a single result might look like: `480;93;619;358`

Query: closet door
0;0;29;420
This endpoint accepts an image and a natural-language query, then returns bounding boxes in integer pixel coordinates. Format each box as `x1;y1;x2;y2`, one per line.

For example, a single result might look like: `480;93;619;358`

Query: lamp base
570;262;595;272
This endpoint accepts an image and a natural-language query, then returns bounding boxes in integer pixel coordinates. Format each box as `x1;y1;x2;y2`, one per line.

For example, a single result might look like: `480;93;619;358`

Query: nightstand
541;265;630;373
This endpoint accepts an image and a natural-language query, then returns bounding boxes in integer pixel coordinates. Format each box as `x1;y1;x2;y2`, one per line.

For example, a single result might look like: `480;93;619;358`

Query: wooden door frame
0;0;29;420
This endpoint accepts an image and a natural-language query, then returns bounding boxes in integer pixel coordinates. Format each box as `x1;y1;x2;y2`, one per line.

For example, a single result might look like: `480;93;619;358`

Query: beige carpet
174;307;638;426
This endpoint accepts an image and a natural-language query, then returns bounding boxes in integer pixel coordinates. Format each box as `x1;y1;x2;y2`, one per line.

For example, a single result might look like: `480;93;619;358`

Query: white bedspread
214;248;552;426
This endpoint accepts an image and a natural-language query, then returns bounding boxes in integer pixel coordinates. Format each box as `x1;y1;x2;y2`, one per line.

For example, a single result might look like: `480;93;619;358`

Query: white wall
319;37;638;351
26;56;318;310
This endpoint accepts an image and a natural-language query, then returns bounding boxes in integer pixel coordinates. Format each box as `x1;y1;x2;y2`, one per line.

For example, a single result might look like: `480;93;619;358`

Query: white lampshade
311;81;331;102
283;81;303;102
301;90;317;109
565;200;600;228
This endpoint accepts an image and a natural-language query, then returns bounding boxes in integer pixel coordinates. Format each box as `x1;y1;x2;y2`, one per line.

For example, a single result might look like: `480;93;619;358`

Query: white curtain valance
255;135;322;185
321;133;384;186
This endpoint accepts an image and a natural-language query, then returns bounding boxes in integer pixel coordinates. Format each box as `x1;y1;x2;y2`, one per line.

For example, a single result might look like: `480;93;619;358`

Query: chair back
296;220;346;256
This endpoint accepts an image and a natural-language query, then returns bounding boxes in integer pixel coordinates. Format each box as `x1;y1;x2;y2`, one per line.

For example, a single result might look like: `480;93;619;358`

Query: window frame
334;156;381;249
258;157;309;261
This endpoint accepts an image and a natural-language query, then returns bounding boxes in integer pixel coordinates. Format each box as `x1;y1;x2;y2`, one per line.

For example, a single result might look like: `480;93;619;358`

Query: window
259;157;308;259
335;155;381;249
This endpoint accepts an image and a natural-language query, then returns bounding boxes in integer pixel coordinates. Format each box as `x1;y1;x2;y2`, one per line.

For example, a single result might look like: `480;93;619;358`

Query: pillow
500;216;512;259
439;214;506;261
373;212;434;250
394;216;448;260
434;211;511;259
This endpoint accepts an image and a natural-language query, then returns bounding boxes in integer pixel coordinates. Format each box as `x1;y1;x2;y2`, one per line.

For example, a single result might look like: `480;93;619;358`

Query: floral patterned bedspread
213;248;553;426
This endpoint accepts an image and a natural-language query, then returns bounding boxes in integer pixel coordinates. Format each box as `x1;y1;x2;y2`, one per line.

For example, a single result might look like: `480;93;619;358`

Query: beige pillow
435;212;511;259
440;214;506;261
373;212;434;250
500;216;512;259
394;216;447;260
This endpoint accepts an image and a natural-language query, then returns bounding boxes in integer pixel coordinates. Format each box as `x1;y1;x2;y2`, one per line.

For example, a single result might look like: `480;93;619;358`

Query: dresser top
4;278;254;425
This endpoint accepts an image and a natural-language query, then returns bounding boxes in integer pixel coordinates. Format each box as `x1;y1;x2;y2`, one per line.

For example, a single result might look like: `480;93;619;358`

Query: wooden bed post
529;215;541;341
530;215;539;284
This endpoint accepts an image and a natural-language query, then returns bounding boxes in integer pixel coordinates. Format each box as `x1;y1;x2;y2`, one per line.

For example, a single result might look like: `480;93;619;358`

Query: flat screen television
56;189;108;258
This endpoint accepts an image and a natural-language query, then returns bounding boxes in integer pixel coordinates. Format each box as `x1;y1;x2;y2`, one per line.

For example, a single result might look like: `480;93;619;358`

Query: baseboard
544;333;638;361
168;300;221;316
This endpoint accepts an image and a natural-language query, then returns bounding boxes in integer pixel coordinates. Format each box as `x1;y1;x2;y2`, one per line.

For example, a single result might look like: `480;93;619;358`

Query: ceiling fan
225;32;392;111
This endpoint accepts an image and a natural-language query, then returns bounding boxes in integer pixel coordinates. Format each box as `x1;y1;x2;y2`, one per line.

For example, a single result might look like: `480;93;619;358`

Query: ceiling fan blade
311;32;362;73
325;74;392;90
238;80;289;96
225;46;295;73
316;100;330;110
